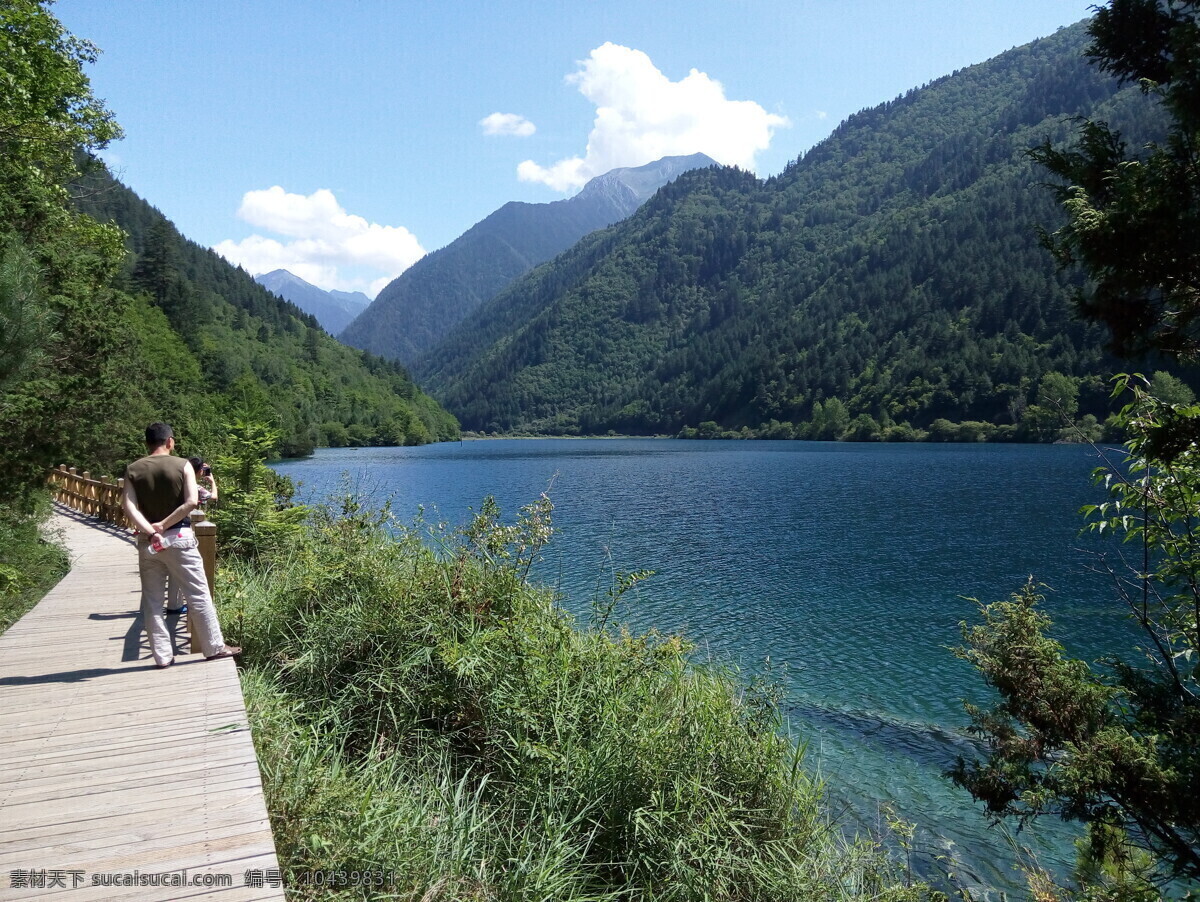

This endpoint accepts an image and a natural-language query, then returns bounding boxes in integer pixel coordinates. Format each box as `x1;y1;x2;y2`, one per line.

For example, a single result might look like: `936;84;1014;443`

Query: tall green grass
223;496;938;901
0;495;69;635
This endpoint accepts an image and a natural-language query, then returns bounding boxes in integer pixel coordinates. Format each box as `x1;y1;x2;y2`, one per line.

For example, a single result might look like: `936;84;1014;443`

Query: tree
1149;370;1196;407
954;380;1200;883
845;412;881;442
0;241;53;391
1040;371;1080;422
131;220;182;305
0;0;133;510
209;419;306;558
955;1;1200;886
1031;0;1200;360
0;0;120;234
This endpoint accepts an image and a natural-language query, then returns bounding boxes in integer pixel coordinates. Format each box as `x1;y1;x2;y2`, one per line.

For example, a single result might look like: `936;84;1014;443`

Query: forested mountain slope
72;167;459;455
341;154;716;366
416;23;1174;439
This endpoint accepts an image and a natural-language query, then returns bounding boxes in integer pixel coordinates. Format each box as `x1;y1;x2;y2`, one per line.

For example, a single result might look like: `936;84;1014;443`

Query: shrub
0;494;68;635
209;419;307;559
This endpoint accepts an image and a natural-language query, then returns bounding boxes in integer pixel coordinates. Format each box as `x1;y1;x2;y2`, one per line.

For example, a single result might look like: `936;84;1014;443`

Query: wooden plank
0;509;285;902
0;769;266;813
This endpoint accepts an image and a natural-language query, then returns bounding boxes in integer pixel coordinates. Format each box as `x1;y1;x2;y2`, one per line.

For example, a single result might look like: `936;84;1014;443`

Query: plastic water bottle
148;532;177;554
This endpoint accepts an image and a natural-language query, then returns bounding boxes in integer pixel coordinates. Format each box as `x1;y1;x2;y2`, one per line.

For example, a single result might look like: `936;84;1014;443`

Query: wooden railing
49;463;218;596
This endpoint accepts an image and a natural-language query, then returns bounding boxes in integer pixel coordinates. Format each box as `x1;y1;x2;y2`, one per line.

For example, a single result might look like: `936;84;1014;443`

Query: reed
224;496;937;901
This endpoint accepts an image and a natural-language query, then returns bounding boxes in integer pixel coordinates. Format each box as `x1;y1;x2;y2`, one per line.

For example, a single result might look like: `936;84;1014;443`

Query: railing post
116;478;127;528
191;510;217;654
99;476;115;524
82;472;95;518
51;465;67;505
67;467;79;513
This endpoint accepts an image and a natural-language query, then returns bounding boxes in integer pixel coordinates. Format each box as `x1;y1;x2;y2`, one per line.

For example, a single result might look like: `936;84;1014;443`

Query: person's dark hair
145;422;173;448
188;456;205;473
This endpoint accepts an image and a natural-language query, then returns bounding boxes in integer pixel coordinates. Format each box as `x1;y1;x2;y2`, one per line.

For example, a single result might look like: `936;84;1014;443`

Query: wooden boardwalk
0;509;285;901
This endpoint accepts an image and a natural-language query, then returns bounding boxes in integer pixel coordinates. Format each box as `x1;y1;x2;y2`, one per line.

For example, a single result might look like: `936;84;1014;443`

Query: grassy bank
220;496;938;901
0;497;69;636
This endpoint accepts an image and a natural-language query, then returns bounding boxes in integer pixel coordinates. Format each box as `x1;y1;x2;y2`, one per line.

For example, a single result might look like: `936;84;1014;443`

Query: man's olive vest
125;454;187;524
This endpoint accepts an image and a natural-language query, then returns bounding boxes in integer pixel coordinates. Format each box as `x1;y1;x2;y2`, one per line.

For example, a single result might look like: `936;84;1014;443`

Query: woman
189;457;218;506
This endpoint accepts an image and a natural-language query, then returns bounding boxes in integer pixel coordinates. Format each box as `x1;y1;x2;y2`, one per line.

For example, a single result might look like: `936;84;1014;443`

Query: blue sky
54;0;1096;298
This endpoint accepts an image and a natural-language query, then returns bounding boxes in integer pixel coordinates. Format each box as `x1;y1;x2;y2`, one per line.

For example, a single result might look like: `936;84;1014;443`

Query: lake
274;439;1134;897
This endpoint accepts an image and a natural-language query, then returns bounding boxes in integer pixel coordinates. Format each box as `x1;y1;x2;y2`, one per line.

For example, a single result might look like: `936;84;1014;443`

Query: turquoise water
274;439;1134;897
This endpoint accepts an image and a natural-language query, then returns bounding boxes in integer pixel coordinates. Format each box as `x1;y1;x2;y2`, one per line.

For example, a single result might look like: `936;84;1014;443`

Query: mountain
414;22;1182;440
329;289;371;312
572;153;720;216
339;153;717;366
70;168;460;456
255;269;369;335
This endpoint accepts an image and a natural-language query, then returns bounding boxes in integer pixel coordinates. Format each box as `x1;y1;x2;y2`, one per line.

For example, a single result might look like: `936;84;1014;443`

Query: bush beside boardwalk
0;496;69;635
219;497;938;901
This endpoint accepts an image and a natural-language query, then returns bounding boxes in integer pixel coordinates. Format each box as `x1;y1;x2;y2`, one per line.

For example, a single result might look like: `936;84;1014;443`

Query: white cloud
516;157;588;193
213;187;425;298
480;112;536;137
368;274;396;298
518;43;788;191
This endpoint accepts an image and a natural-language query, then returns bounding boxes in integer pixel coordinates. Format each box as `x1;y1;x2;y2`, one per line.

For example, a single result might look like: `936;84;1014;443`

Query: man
122;422;239;668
